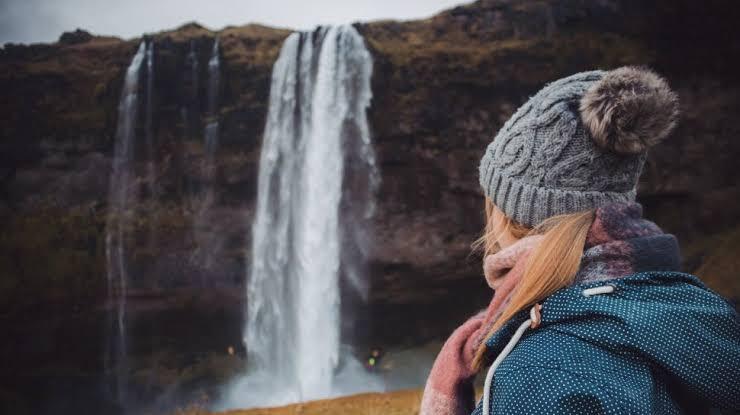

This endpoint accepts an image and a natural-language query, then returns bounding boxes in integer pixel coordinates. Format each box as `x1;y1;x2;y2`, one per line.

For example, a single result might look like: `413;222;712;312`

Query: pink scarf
420;235;543;415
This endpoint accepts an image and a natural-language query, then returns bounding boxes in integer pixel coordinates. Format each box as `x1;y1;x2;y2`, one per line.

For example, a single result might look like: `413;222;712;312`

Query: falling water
186;40;199;101
144;41;156;199
181;40;200;200
143;41;160;257
194;38;222;272
104;40;147;405
230;25;380;408
205;38;220;153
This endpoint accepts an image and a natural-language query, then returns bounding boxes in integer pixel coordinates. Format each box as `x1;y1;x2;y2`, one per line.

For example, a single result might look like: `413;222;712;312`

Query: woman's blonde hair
470;198;595;371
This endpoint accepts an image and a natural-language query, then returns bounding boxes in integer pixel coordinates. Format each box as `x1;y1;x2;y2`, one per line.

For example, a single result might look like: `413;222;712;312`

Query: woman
421;67;740;414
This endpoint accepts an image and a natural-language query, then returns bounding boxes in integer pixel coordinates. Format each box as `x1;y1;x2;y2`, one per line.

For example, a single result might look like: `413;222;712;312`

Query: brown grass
199;387;484;415
207;389;423;415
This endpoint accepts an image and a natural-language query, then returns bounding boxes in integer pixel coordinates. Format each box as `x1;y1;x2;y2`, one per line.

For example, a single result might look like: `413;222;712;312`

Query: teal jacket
472;272;740;414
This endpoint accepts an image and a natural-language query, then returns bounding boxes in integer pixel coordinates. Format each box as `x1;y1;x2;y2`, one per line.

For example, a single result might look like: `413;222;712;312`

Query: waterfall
180;39;200;201
104;40;147;405
144;41;156;200
235;24;379;407
205;38;220;154
186;40;199;102
194;38;222;273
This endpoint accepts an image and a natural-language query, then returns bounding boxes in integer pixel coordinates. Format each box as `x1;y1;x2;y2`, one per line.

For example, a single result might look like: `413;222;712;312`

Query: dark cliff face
1;1;739;348
0;24;289;316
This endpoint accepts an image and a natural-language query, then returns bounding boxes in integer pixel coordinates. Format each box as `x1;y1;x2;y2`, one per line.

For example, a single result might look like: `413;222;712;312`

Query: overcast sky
0;0;467;44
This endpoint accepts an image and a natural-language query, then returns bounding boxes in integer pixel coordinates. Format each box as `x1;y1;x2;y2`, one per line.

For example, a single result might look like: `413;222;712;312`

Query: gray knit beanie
479;66;679;227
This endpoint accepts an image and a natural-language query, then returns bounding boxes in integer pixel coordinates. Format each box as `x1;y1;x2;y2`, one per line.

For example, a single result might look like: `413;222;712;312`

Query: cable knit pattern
479;70;647;227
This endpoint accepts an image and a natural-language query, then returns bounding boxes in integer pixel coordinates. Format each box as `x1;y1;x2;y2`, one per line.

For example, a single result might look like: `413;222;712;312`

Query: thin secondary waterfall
194;38;222;273
144;41;156;201
182;39;200;200
205;38;220;153
104;40;148;405
186;40;199;103
239;24;379;406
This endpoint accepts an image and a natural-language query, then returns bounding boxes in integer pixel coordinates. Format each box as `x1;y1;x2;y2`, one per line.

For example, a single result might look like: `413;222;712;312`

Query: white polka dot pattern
471;271;740;414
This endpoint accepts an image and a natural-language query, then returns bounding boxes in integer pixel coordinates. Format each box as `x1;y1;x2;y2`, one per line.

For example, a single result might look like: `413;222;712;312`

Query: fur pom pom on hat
580;66;679;154
479;66;679;227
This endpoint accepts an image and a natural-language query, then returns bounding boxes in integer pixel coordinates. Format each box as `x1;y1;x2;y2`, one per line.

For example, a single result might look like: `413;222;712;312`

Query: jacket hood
484;271;740;410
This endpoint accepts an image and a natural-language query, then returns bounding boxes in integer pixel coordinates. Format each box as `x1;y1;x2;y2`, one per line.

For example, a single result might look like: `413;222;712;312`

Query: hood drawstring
482;303;542;415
